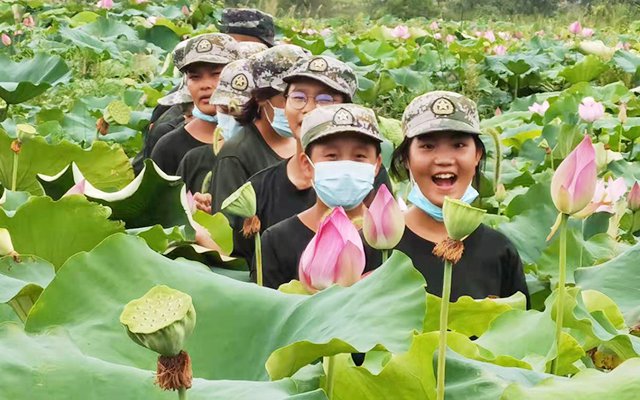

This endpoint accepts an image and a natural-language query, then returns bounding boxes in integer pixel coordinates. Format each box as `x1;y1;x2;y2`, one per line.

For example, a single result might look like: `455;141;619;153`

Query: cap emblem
333;108;355;126
196;39;213;53
431;97;455;116
308;57;328;72
231;73;249;91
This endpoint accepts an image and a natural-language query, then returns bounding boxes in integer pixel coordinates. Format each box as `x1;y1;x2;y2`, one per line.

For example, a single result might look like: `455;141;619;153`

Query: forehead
185;63;225;74
288;79;334;93
414;131;475;142
313;133;377;149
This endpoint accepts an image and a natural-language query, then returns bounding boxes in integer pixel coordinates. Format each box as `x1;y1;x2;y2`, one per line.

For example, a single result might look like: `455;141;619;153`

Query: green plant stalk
178;387;187;400
618;124;623;153
381;249;389;264
255;232;263;286
325;355;336;399
11;151;19;191
551;213;569;375
487;128;502;192
8;296;33;322
579;219;585;268
514;75;519;99
436;259;454;400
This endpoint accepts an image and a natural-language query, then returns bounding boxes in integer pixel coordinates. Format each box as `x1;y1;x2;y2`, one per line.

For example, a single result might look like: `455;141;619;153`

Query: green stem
436;259;454;400
551;214;569;375
8;296;33;322
618;124;623;153
487;128;502;192
550;149;555;170
11;151;19;192
381;249;389;264
579;219;585;267
178;387;187;400
514;75;519;99
325;355;336;399
255;232;263;286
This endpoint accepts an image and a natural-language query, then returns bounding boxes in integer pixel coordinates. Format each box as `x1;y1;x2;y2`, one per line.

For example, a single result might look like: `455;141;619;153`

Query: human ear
299;151;314;179
374;154;382;176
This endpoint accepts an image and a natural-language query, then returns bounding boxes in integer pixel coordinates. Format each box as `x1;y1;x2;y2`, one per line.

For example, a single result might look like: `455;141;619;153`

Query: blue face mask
216;112;243;141
408;183;479;222
192;105;218;124
311;160;376;210
266;101;293;138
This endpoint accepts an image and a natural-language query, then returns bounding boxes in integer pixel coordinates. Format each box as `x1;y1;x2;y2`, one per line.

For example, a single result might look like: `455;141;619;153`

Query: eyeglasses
286;91;337;110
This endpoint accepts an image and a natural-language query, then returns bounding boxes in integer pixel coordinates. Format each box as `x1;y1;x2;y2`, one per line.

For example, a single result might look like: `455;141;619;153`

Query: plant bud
495;183;507;203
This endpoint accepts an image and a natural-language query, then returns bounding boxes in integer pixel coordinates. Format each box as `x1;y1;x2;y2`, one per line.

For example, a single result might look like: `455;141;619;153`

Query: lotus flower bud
550;135;597;215
628;182;640;212
618;103;627;124
441;197;486;241
578;97;605;123
0;228;20;261
363;185;405;250
120;285;196;357
221;182;256;218
299;207;365;293
495;183;507;203
569;21;582;35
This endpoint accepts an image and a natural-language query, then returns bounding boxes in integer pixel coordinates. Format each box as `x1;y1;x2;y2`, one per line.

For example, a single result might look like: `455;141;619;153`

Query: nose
434;150;454;165
300;98;317;115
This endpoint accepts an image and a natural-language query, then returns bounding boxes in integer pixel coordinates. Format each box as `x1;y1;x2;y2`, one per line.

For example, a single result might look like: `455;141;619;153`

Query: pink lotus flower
498;31;511;41
299;207;365;293
474;31;483;38
14;30;22;36
147;16;157;25
529;100;550;116
569;21;582;35
484;30;496;42
320;28;332;37
135;0;148;3
23;15;34;28
445;34;455;44
495;107;502;116
581;28;594;38
1;33;10;46
493;45;507;55
181;5;190;16
391;25;410;40
363;185;405;250
574;177;627;218
429;21;439;31
579;97;605;122
551;135;597;215
615;42;631;51
63;179;86;197
96;0;114;9
434;32;442;40
535;30;545;36
628;182;640;212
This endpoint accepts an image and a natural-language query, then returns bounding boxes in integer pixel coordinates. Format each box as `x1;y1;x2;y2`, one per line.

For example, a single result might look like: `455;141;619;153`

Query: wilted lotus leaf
120;285;196;357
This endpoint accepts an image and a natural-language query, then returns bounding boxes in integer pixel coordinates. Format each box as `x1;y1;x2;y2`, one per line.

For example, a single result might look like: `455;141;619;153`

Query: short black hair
390;132;486;188
304;132;382;158
236;87;280;125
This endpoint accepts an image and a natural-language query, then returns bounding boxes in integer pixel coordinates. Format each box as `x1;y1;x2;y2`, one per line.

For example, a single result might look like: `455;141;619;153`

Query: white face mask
308;158;376;210
216;112;243;141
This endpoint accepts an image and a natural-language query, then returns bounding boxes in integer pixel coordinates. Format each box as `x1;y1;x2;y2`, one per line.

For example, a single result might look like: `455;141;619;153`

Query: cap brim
282;72;352;97
179;57;233;72
405;118;481;138
157;88;192;106
302;126;382;149
209;89;251;106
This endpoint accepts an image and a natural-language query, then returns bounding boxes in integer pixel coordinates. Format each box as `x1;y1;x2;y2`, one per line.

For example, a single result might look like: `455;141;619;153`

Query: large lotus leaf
78;16;139;40
128;224;192;253
38;160;190;229
575;243;640;327
559;55;609;84
25;235;426;382
0;130;133;195
501;357;640;400
0;196;124;268
613;50;640;75
332;332;536;400
0;256;55;320
0;323;327;400
0;54;71;104
59;26;121;59
423;292;527;337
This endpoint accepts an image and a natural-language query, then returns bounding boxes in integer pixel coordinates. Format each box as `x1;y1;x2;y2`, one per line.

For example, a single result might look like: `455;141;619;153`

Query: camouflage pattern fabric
173;33;237;72
157;76;192;106
235;41;268;58
301;103;382;149
219;8;275;46
402;91;481;138
209;59;255;107
248;44;310;90
278;55;358;99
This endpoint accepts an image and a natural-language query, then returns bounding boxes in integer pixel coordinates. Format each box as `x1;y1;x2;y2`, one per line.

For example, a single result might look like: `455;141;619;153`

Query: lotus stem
551;213;569;375
514;75;519;99
487;128;502;193
325;355;336;399
381;249;389;264
178;387;187;400
255;232;263;286
436;259;453;400
11;151;18;192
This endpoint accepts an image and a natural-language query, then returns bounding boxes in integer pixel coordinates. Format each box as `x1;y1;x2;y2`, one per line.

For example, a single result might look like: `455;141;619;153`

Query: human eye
315;94;335;106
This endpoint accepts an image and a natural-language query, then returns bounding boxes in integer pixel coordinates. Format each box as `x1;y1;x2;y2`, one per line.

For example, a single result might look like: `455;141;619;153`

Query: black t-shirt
150;125;210;175
177;144;216;193
366;224;530;305
259;215;379;289
209;123;284;213
131;116;184;175
232;160;394;262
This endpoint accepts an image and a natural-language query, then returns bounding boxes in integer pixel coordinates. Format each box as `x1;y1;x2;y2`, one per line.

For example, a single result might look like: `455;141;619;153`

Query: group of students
138;8;530;305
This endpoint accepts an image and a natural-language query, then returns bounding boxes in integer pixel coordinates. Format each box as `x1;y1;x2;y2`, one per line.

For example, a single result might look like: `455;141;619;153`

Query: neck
405;206;448;243
254;116;296;158
185;118;216;143
298;201;364;232
286;141;311;190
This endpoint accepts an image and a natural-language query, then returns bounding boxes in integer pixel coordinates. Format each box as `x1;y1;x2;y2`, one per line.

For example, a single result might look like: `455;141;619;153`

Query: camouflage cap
219;8;276;47
301;103;382;149
157;77;192;106
402;91;481;138
209;59;255;107
235;41;268;58
278;56;358;99
174;33;237;72
248;44;310;90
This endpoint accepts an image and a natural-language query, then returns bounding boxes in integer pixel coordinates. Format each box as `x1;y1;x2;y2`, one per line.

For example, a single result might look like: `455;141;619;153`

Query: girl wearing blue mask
151;33;237;175
259;104;383;289
370;91;529;306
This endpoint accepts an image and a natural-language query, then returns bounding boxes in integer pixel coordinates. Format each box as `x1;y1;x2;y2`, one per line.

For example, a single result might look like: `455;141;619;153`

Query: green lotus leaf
25;236;426;382
0;54;71;104
559;55;609;84
0;130;133;195
0;255;55;321
0;323;328;399
0;196;124;268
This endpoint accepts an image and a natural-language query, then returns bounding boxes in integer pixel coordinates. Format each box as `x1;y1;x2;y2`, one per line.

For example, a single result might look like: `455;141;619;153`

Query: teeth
434;173;455;179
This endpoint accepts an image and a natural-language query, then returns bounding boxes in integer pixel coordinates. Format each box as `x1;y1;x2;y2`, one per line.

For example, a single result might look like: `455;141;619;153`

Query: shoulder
262;215;302;240
216;124;259;158
472;224;520;258
154;125;186;147
183;145;214;162
249;160;286;191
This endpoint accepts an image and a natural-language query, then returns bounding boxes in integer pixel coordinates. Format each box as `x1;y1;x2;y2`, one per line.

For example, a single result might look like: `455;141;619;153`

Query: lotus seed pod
495;183;507;203
103;100;132;125
221;182;256;218
16;124;36;141
120;285;196;357
441;197;486;241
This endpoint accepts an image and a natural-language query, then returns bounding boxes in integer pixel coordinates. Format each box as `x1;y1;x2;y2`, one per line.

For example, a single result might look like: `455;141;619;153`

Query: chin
199;105;217;116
